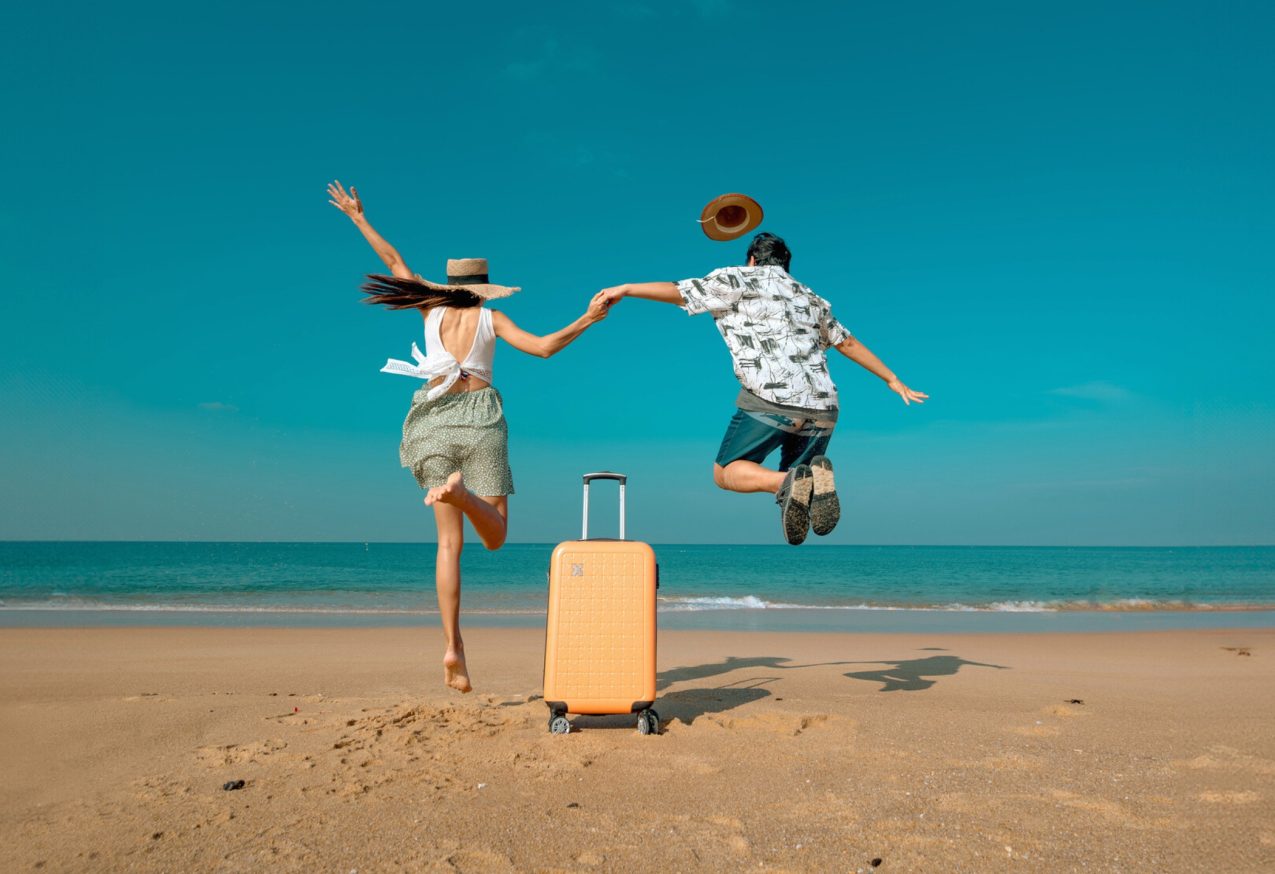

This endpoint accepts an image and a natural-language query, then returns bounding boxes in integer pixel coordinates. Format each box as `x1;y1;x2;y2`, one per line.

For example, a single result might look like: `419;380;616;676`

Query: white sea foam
985;601;1054;613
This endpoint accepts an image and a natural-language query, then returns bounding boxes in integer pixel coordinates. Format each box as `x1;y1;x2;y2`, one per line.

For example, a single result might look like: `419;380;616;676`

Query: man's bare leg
713;460;787;494
431;501;471;693
426;472;508;550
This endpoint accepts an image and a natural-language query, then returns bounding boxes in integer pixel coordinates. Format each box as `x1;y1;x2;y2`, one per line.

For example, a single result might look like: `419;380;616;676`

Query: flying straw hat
412;258;520;299
698;193;764;241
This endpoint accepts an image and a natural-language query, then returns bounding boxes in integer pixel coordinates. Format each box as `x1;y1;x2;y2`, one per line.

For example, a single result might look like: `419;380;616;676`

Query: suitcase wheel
548;713;571;735
634;709;657;734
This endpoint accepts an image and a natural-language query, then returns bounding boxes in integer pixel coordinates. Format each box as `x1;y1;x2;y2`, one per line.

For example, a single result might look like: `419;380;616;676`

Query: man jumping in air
601;232;927;545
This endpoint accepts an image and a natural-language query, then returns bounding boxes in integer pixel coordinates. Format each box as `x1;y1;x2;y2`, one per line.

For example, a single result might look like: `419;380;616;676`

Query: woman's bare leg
431;501;471;693
426;472;508;550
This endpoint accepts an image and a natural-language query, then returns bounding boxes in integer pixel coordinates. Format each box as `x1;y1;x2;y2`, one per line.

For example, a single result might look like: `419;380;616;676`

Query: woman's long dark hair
360;274;482;311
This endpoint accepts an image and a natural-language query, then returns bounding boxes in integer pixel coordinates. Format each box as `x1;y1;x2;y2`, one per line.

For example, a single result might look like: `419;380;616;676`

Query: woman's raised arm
327;180;415;280
491;293;610;358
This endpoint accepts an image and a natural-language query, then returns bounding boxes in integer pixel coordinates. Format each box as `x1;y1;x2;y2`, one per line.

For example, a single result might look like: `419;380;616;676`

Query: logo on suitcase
571;563;584;577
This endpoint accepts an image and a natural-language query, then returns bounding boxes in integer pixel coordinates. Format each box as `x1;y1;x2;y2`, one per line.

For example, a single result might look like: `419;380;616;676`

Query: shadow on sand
843;655;1009;692
656;656;849;691
655;678;776;725
568;651;1012;729
650;655;850;725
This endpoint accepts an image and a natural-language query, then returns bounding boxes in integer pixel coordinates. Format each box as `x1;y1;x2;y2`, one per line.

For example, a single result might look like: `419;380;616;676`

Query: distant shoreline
5;606;1274;633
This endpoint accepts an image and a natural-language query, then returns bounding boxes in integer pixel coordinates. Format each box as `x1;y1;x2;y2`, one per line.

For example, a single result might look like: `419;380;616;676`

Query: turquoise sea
2;542;1274;632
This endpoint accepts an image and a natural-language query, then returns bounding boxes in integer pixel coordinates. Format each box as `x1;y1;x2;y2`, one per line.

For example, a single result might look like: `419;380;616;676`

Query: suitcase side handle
582;472;626;540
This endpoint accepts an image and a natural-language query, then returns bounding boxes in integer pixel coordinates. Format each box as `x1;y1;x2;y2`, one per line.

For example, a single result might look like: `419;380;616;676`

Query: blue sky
1;1;1272;544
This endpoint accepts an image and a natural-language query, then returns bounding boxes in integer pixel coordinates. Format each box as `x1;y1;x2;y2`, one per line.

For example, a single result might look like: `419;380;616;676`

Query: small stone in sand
1066;699;1085;704
871;858;882;867
222;780;245;791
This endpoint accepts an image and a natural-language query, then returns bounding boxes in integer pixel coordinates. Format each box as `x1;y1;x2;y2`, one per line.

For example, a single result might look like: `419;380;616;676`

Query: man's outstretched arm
599;282;682;306
834;336;929;406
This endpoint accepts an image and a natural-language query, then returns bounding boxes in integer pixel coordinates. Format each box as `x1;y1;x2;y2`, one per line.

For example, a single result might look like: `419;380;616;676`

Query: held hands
598;285;628;307
887;378;929;406
327;180;364;220
586;291;611;323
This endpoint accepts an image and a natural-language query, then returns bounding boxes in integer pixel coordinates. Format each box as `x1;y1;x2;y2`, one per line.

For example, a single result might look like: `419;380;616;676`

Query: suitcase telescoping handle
581;472;627;540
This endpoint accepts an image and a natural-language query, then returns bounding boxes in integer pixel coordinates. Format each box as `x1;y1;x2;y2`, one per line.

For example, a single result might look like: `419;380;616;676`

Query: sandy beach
1;626;1272;872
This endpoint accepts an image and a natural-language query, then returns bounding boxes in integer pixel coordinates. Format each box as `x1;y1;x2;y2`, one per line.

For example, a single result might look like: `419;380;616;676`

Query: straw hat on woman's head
361;258;520;311
413;258;520;299
699;193;764;241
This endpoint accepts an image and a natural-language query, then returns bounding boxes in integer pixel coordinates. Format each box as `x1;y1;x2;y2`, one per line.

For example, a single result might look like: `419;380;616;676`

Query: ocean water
1;542;1273;632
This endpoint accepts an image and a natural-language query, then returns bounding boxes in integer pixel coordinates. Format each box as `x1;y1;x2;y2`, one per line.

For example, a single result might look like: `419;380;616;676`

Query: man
601;232;926;545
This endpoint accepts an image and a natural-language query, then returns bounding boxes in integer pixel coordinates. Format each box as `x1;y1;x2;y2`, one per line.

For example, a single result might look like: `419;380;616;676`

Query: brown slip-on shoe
809;455;840;536
776;464;813;545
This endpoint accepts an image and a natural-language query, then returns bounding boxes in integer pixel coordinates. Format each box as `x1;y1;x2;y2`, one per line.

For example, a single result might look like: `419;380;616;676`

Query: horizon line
3;540;1273;549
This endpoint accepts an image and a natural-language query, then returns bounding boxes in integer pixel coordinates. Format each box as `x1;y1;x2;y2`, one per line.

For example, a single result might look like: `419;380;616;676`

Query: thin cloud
199;401;239;413
1049;382;1132;402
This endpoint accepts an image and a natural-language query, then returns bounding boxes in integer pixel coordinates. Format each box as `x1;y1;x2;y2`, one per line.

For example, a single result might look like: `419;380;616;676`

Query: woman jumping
328;181;609;693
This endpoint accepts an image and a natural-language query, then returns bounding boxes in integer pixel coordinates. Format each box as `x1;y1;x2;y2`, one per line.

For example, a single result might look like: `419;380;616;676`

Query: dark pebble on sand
566;802;580;808
223;780;245;791
1066;699;1085;705
871;858;882;867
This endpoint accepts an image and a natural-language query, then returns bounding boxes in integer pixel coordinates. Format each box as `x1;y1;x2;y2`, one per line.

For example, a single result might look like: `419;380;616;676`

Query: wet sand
1;627;1272;871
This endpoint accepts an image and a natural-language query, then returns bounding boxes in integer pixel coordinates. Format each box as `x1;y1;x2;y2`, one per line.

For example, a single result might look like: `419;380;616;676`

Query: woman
328;180;608;693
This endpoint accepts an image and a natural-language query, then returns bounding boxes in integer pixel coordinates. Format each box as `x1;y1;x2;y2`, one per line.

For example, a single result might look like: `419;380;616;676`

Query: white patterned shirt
677;265;852;412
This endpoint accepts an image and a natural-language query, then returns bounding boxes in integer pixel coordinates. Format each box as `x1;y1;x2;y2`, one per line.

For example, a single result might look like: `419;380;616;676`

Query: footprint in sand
123;692;167;702
700;712;834;736
310;702;527;801
1221;646;1253;657
196;739;287;767
1198;790;1260;804
334;701;517;753
1174;745;1275;776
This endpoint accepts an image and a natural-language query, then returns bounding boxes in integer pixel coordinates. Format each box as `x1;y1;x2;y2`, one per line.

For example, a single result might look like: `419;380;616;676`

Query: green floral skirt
399;386;515;497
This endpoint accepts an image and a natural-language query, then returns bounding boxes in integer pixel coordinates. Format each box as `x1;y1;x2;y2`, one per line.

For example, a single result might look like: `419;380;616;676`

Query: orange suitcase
543;472;659;735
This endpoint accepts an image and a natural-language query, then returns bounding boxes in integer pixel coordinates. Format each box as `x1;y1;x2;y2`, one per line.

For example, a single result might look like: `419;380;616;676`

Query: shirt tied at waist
381;343;494;401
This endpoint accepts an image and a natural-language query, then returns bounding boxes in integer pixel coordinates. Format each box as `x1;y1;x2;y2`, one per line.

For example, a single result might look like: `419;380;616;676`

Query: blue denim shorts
714;409;836;471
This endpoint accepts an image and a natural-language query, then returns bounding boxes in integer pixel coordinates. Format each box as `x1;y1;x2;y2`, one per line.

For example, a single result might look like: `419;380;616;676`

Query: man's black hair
746;232;792;272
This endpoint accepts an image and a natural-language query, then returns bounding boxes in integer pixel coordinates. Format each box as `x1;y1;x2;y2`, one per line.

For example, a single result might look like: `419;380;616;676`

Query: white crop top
381;306;496;400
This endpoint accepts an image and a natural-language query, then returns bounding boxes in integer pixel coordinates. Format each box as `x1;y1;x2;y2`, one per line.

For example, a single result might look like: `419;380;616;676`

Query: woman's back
425;305;496;393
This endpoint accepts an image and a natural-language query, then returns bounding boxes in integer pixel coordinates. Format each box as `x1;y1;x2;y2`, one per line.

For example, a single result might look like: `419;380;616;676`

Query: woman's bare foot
443;648;472;693
424;471;467;507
